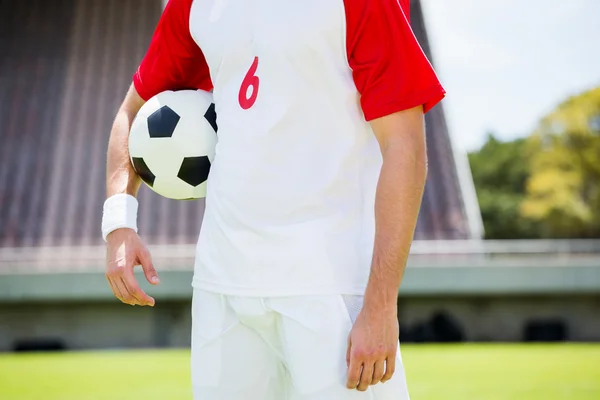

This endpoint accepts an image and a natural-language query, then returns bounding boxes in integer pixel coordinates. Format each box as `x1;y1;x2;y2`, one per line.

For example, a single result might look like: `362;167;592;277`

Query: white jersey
134;0;445;296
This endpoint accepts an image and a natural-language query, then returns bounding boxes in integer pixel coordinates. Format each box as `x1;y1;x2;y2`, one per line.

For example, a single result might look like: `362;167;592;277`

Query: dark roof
0;0;474;256
410;0;473;239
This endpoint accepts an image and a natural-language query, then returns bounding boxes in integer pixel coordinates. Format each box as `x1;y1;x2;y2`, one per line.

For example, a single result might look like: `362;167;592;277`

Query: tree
521;87;600;238
468;133;539;239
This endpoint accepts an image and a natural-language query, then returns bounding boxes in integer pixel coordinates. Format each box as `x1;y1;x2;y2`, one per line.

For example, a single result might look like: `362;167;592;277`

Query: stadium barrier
0;240;599;349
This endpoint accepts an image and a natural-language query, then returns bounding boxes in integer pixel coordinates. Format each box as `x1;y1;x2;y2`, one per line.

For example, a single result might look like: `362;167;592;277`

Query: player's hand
105;228;160;306
346;304;399;391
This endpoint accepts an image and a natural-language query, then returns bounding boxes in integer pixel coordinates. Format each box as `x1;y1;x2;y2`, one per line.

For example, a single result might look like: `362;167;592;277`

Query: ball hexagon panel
190;181;209;199
152;175;199;200
139;135;185;179
177;156;211;187
167;92;217;160
147;106;180;138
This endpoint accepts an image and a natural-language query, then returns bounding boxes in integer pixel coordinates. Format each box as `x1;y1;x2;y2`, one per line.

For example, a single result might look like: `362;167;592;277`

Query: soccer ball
129;90;217;200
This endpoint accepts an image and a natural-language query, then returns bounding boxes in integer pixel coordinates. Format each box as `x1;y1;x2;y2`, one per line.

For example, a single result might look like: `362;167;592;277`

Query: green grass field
0;344;599;400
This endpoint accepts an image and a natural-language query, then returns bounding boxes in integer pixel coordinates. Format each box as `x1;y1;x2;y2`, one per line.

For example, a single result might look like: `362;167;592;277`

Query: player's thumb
139;248;160;285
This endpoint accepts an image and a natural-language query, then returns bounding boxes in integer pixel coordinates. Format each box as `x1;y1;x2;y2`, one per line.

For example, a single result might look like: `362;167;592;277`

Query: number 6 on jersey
238;57;259;110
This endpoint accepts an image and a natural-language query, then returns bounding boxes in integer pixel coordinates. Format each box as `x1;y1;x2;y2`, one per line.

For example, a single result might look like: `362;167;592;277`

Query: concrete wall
399;295;600;342
1;261;598;350
1;295;599;352
0;301;192;351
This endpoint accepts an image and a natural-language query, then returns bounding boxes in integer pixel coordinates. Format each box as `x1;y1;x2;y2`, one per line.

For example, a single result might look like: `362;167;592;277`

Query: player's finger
121;267;154;306
139;248;160;285
106;275;125;302
372;359;385;385
382;355;396;383
346;358;362;389
113;275;136;305
119;275;145;306
117;263;144;305
357;362;374;391
346;336;351;367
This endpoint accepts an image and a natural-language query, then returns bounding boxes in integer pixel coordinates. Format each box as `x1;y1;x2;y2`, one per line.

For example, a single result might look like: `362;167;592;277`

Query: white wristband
101;194;139;242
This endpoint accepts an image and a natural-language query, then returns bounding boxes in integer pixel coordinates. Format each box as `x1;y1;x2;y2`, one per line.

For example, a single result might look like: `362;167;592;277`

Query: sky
421;0;600;152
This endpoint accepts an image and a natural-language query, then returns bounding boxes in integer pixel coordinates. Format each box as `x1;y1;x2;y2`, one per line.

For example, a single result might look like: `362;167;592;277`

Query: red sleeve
345;0;445;121
133;0;212;101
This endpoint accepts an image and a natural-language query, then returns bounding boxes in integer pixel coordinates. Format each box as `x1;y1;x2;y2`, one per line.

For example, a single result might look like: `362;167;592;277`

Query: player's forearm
364;130;427;313
106;110;140;197
106;85;145;197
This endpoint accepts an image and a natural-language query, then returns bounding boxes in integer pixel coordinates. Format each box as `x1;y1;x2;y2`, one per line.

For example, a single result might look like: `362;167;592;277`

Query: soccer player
102;0;445;398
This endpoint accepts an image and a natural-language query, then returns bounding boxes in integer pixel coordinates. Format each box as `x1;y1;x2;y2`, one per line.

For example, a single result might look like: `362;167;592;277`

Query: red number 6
238;57;259;110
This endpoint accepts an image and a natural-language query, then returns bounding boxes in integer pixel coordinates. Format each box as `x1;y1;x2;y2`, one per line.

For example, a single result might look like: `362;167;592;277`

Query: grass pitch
0;344;599;400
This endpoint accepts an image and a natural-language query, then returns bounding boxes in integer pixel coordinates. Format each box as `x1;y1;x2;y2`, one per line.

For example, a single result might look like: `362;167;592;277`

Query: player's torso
189;0;347;86
189;0;381;294
189;0;356;149
189;0;368;209
190;0;347;102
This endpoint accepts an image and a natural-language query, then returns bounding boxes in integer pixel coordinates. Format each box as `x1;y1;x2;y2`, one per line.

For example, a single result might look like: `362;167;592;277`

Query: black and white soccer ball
129;90;217;200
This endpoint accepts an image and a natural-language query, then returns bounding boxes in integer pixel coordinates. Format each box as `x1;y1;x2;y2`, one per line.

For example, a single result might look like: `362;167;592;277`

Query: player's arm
344;0;445;391
365;106;426;309
104;84;160;307
106;0;211;204
347;107;428;391
106;84;145;198
104;0;211;307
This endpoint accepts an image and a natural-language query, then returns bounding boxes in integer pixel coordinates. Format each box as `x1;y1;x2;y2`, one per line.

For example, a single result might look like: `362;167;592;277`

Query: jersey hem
132;72;153;102
192;278;367;297
363;84;446;121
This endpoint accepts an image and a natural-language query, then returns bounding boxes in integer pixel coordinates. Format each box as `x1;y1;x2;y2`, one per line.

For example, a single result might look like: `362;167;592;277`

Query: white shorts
191;288;410;400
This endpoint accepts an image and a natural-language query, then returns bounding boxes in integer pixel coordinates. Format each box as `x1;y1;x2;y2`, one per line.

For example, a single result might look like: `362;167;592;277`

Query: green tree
468;134;539;239
521;87;600;238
